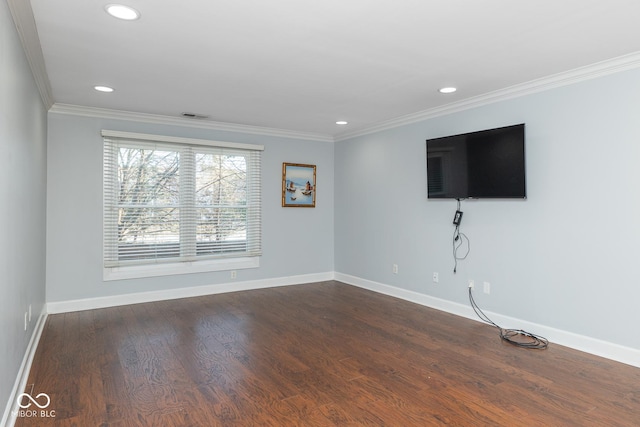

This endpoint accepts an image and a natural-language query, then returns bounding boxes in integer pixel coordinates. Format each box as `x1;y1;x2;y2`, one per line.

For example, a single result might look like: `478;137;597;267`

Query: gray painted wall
5;1;640;418
0;0;47;420
46;113;334;302
335;67;640;351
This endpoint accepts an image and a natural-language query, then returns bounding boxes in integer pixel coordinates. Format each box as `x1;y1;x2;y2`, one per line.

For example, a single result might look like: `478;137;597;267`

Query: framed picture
282;163;316;207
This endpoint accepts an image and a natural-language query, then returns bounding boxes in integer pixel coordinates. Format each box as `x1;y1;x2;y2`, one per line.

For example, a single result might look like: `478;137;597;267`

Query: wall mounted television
426;123;526;199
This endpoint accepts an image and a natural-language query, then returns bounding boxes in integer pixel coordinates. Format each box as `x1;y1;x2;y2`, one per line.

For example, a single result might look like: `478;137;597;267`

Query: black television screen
426;124;526;199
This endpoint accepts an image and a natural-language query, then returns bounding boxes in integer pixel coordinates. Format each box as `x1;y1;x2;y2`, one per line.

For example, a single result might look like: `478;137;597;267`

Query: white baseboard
334;272;640;369
1;308;48;427
43;270;640;369
3;272;637;427
46;272;335;314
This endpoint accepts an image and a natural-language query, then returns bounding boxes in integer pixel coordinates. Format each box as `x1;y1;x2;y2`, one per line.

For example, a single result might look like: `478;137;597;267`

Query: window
102;130;263;280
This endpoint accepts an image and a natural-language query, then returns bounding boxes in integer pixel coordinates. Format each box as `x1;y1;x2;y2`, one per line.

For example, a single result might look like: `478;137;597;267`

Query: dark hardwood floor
15;281;640;426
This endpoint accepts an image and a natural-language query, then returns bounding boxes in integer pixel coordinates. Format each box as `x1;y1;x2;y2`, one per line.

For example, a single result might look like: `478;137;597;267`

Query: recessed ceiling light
94;85;115;93
105;4;140;20
439;87;457;94
336;121;348;125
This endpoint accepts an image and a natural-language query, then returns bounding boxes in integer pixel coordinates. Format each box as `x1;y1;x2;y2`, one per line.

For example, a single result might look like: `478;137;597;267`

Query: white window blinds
103;131;262;269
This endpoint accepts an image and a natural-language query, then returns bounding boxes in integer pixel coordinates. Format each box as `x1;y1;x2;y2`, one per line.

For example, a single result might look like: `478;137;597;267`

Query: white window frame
102;130;263;281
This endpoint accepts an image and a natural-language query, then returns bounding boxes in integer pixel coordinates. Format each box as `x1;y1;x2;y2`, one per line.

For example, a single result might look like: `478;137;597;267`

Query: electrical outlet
433;272;439;283
230;270;237;279
392;264;398;274
468;279;475;289
483;281;491;294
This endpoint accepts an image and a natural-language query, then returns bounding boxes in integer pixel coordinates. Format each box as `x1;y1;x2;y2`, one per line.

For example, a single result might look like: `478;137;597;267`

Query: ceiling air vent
181;112;209;119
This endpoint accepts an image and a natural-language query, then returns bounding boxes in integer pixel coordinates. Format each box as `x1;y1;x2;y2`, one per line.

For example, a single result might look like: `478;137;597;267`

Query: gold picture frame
282;163;316;207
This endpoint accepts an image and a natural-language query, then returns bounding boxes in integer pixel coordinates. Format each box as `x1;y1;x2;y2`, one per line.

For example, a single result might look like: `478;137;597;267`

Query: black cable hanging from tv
468;287;549;350
451;199;547;349
452;198;469;273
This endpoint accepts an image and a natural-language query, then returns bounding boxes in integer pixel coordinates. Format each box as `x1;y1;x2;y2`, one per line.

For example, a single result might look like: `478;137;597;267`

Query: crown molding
49;103;334;142
7;0;54;109
49;51;640;144
335;51;640;142
9;0;640;145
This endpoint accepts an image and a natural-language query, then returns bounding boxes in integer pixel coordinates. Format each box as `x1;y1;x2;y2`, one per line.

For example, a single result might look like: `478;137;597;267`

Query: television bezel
426;123;526;200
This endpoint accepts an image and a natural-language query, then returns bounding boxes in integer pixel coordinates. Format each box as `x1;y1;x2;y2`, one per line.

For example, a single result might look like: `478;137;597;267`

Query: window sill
103;256;260;281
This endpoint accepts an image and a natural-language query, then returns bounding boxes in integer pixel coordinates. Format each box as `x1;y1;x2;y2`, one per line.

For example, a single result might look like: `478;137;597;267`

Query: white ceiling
22;0;640;139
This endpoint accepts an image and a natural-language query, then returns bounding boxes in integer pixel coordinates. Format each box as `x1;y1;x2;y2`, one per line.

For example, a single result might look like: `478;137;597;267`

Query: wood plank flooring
15;281;640;426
